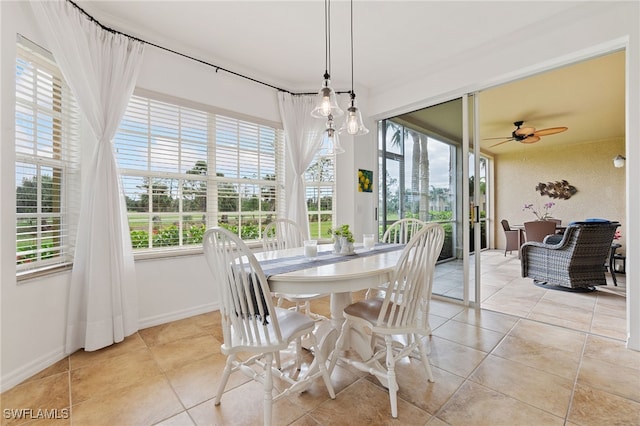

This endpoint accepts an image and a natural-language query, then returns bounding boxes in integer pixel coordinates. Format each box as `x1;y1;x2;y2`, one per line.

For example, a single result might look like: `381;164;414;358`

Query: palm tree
386;123;430;221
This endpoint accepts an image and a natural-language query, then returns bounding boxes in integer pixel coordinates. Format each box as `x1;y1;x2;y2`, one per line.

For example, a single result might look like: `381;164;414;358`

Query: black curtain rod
67;0;350;97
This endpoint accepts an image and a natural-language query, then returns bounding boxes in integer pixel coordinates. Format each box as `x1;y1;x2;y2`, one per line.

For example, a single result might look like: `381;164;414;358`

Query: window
114;91;284;251
15;35;80;274
305;138;336;239
378;119;455;259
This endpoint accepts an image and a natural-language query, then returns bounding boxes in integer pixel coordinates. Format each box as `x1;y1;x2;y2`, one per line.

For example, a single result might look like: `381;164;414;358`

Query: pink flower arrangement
523;201;555;221
614;229;622;240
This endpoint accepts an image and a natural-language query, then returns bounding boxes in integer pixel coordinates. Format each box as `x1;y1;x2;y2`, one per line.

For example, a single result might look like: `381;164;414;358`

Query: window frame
114;89;285;256
15;35;80;278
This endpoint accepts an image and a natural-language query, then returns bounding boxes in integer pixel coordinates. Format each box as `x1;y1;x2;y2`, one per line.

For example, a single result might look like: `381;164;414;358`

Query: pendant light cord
326;0;331;78
350;0;354;96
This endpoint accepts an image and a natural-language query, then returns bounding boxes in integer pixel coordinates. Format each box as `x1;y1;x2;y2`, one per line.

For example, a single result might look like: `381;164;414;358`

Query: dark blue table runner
259;243;404;278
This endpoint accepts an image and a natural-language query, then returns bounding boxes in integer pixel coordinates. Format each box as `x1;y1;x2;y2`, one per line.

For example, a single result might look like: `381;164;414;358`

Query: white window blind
15;35;80;274
115;93;284;251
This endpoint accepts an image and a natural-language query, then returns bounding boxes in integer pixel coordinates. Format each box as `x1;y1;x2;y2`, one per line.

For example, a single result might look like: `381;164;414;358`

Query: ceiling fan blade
483;136;513;140
534;127;568;137
490;139;513;148
520;136;541;144
514;126;536;137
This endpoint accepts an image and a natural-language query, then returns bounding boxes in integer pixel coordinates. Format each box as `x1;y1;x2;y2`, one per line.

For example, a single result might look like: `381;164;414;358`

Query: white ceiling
397;50;625;154
75;1;625;154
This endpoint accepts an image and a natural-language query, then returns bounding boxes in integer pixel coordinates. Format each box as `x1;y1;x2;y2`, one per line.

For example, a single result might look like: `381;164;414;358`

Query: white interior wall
494;138;627;250
1;0;638;391
0;1;306;391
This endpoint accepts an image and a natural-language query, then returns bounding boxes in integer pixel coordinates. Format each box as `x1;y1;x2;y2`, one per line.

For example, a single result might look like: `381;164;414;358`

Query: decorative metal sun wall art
535;180;577;200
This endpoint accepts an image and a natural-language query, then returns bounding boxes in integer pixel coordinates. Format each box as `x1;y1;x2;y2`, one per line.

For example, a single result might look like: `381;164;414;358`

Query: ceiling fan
486;121;568;147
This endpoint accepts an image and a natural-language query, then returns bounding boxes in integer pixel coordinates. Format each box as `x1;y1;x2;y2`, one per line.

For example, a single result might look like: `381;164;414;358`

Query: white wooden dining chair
382;218;426;244
329;223;445;419
262;219;328;321
262;218;306;251
203;227;335;426
366;217;427;300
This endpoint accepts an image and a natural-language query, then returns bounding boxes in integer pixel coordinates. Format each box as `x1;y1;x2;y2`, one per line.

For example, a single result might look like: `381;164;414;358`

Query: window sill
17;263;73;282
15;239;325;280
132;240;266;261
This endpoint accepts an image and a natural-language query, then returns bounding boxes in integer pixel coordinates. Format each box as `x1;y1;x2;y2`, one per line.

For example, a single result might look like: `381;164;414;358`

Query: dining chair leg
609;249;618;286
417;334;434;382
385;335;399;418
294;337;302;371
214;354;235;406
263;353;274;426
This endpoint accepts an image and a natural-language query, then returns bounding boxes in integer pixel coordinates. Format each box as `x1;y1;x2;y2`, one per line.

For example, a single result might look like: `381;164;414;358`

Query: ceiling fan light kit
488;120;568;148
613;154;626;168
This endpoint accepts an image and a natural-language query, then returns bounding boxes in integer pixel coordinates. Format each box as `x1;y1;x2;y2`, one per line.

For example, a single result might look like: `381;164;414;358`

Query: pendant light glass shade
318;114;344;156
311;74;343;118
327;127;345;154
339;93;369;135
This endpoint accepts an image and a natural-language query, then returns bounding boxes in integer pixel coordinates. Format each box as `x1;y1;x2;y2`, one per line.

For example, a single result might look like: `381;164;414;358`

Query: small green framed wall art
358;169;373;192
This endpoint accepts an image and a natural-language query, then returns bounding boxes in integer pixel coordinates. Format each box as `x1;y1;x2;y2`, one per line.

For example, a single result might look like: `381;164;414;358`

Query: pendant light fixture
317;114;344;156
339;0;369;135
311;0;343;118
326;114;345;154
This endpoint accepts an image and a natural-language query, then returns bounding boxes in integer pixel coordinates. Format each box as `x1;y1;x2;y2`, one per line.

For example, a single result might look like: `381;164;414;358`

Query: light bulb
346;107;360;134
319;87;333;117
311;77;343;118
339;97;369;136
324;115;344;154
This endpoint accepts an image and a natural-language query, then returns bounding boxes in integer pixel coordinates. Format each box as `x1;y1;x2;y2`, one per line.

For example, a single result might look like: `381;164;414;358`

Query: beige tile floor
2;250;638;425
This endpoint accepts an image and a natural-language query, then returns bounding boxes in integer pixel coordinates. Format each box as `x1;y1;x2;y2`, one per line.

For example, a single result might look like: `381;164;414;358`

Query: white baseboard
0;347;67;393
1;302;220;393
137;302;219;330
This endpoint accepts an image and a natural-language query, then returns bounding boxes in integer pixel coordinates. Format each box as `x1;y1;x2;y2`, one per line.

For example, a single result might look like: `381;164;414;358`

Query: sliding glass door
378;95;483;304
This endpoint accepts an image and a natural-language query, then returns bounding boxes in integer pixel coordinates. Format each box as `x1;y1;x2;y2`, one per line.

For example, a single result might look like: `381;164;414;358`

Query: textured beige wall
494;138;626;254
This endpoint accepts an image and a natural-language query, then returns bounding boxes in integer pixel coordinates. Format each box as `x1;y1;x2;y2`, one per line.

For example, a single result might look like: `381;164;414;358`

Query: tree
137;178;176;212
385;169;399;214
387;123;431;221
216;172;238;213
16;173;59;214
306;157;334;182
418;133;430;220
183;160;208;212
260;174;276;212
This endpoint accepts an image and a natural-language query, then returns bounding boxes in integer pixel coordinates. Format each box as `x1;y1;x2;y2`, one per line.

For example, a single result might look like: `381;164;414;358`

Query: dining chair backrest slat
378;223;444;328
204;227;283;351
382;218;426;244
262;218;306;251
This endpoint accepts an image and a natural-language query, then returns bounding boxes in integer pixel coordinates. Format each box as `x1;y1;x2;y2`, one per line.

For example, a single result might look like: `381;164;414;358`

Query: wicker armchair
520;221;620;290
501;219;520;256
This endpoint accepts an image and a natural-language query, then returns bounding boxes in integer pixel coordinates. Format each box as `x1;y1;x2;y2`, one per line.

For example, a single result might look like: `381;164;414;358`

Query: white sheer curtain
278;93;325;237
30;0;144;352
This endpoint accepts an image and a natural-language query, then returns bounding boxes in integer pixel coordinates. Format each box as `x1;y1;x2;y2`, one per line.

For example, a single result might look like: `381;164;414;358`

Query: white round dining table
255;243;403;330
